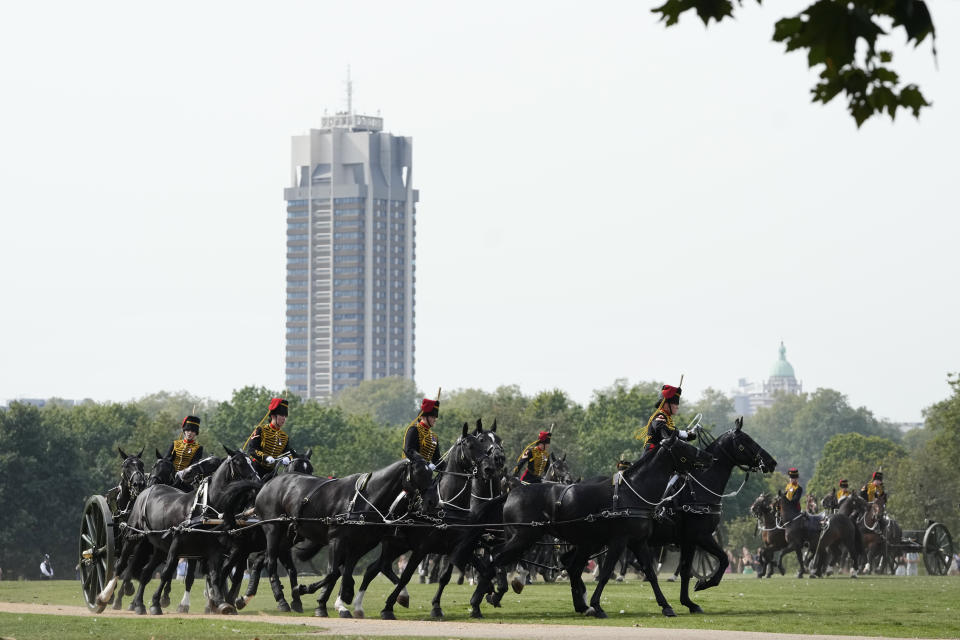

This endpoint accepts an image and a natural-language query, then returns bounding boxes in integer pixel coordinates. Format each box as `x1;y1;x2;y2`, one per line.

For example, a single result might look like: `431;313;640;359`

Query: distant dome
769;342;796;379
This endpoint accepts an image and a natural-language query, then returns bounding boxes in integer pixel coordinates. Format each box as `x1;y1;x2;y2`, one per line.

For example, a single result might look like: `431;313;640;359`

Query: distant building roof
769;342;796;379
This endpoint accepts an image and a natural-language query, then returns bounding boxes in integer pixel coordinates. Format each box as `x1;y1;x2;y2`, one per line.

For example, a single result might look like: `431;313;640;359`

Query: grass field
1;573;957;638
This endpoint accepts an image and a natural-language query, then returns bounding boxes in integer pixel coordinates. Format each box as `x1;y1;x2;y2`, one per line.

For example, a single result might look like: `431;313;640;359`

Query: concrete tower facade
283;111;417;399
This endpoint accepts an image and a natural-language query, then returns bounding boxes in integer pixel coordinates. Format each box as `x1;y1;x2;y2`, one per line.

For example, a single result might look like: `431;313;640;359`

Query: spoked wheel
922;523;954;576
79;495;116;612
691;532;723;581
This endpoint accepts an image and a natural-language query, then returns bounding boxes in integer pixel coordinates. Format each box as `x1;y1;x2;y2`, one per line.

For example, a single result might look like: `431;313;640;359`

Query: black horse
224;449;316;613
254;452;435;616
347;420;504;620
752;493;788;578
99;448;145;609
474;433;714;618
808;493;862;578
102;447;260;615
774;490;823;578
647;417;777;613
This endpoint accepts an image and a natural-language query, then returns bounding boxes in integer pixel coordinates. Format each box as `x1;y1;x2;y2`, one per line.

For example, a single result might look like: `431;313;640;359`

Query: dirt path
0;602;927;640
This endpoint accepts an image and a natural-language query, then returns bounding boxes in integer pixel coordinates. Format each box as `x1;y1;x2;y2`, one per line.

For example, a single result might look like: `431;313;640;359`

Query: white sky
1;1;957;423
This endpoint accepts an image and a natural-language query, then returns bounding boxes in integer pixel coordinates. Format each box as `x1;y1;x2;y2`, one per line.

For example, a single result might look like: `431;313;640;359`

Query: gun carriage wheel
78;495;116;612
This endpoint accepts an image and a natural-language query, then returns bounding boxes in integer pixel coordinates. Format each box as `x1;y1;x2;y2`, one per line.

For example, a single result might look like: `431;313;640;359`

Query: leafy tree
654;0;937;126
808;432;905;498
333;376;420;428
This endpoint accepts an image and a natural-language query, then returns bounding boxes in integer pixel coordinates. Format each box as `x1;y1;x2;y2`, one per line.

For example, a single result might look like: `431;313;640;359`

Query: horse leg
132;547;164;615
692;533;728;593
355;543;405;618
586;540;624;618
278;546;303;613
241;552;265;608
630;539;676;617
677;541;700;613
315;543;345;618
149;543;182;615
430;557;456;619
333;549;364;619
564;547;590;614
261;524;291;612
382;548;425;620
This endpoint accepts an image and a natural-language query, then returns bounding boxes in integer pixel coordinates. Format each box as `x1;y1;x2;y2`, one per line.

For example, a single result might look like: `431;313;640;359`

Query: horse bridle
122;459;146;499
703;429;767;473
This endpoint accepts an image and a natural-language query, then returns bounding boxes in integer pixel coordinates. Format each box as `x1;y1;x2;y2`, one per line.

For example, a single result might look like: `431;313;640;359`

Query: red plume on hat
268;398;289;416
538;430;552;443
659;384;682;404
420;398;440;417
181;415;201;432
788;467;799;477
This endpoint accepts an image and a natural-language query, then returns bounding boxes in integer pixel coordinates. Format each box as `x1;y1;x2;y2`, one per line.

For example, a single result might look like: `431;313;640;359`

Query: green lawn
1;573;958;638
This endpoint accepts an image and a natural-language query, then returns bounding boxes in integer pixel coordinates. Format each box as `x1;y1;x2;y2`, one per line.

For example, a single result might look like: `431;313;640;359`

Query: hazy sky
1;1;957;423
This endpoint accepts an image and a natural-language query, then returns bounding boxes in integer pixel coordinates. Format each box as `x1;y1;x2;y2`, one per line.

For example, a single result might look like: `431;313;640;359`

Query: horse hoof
470;609;483;619
380;610;396;620
616;575;623;582
160;596;171;608
291;600;303;613
218;603;236;615
134;604;147;615
397;593;410;608
430;607;444;619
510;577;524;594
177;604;190;614
662;606;676;618
277;600;291;613
688;605;704;614
234;599;245;611
693;580;708;592
354;609;365;619
149;605;163;615
314;606;328;618
124;582;135;596
338;609;352;619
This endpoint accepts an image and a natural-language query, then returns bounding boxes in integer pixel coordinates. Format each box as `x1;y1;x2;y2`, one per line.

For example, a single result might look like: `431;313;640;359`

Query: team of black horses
95;416;780;619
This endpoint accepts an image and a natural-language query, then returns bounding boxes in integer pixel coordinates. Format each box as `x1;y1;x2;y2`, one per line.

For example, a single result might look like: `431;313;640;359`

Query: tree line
2;374;957;578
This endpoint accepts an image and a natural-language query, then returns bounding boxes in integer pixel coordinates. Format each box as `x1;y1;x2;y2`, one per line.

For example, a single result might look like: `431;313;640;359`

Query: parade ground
0;574;956;640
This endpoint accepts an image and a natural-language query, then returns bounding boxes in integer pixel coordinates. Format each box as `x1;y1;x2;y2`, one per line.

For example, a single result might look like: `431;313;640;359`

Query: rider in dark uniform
636;384;700;463
860;469;885;502
245;397;293;479
513;431;551;483
784;467;803;506
166;415;204;472
403;397;442;470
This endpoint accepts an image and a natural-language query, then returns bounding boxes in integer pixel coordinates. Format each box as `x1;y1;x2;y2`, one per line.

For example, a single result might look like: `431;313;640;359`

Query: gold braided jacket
403;421;438;461
171;439;200;472
640;411;676;446
836;488;851;500
785;482;800;501
865;483;884;502
255;428;289;468
517;442;548;478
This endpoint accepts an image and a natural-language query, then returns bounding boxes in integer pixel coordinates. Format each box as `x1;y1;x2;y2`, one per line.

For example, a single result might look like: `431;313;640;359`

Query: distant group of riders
91;379;898;621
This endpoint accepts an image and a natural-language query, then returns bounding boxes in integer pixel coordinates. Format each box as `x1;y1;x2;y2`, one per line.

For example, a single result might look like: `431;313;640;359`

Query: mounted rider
166;415;205;473
836;478;851;502
784;467;803;506
513;430;551;483
636;383;700;463
402;397;443;471
860;469;885;503
244;397;294;479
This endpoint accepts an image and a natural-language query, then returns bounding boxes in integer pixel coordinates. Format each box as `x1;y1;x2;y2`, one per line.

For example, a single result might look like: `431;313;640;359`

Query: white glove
279;457;291;466
265;455;276;464
427;463;436;471
175;470;185;481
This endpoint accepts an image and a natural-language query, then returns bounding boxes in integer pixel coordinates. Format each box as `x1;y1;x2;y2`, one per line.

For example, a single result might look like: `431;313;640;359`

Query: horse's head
822;493;839;510
222;445;261;486
148;453;175;487
445;421;496;480
472;419;505;481
751;493;771;517
403;456;435;496
288;448;314;475
661;433;714;476
547;452;574;484
715;418;777;473
117;447;146;496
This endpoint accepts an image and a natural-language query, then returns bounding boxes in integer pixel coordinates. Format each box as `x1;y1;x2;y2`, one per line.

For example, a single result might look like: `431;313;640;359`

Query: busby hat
872;470;883;481
268;397;289;417
788;467;799;478
420;397;440;418
839;478;848;487
659;384;682;405
538;430;552;443
181;415;201;432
